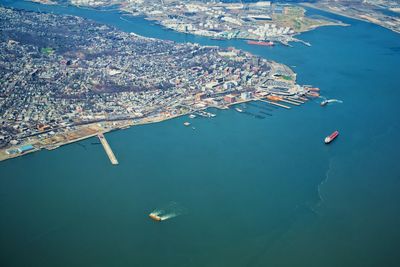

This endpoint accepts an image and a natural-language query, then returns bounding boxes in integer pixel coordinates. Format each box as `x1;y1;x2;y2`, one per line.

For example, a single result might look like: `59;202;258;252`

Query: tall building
224;94;236;103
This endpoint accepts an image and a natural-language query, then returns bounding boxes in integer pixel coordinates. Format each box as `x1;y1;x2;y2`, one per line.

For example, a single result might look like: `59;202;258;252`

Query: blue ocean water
1;1;400;266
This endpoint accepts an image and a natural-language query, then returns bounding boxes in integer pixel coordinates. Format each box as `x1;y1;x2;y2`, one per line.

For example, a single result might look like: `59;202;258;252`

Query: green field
282;75;293;81
41;47;54;55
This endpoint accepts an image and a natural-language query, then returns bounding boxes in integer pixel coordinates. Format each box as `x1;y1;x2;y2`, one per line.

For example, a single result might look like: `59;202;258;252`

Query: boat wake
326;99;343;104
317;159;333;208
159;213;179;221
150;201;183;221
150;209;164;216
320;96;343;105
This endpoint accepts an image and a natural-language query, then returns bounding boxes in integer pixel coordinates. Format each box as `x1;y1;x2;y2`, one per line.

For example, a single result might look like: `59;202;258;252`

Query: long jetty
286;97;306;104
280;98;300;106
259;99;291;109
98;133;119;165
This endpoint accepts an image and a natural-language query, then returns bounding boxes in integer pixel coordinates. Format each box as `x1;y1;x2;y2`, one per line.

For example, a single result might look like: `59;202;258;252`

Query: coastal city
0;6;312;161
30;0;346;45
2;1;400;266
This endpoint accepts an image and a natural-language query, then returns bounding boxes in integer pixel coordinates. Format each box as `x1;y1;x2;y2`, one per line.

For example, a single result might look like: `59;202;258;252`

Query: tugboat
324;130;339;144
149;213;162;222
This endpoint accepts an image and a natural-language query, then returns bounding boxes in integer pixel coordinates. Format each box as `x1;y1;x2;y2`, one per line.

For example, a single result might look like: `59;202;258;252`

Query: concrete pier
286;97;305;104
259;99;291;109
98;133;119;165
280;98;300;106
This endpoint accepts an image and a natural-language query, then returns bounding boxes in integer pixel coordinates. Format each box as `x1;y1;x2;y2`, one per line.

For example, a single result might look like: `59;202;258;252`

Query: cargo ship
324;130;339;144
247;40;274;46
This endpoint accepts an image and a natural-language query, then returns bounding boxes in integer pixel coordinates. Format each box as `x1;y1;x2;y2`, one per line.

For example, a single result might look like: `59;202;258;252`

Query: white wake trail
317;159;333;207
160;213;179;221
327;99;343;104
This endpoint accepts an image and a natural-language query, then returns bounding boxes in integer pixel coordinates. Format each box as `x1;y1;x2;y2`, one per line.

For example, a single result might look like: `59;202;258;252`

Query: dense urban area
0;6;309;161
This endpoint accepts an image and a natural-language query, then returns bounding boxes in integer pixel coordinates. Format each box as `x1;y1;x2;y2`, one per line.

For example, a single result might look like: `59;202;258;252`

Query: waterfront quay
0;7;316;162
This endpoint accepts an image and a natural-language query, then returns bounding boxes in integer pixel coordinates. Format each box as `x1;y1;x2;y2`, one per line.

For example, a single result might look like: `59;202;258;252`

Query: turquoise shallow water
1;1;400;266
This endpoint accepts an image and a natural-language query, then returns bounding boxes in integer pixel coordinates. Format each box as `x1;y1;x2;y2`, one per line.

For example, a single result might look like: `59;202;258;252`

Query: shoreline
300;3;400;35
0;109;207;163
0;95;306;163
0;2;307;163
120;8;347;46
22;0;348;46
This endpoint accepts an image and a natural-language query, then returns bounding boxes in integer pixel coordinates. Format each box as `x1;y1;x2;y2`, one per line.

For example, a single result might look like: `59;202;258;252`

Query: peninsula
302;0;400;34
0;7;314;162
27;0;346;46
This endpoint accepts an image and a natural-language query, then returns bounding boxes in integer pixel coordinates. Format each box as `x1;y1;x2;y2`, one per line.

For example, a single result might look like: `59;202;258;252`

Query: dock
280;98;300;106
259;99;291;109
297;96;309;102
286;97;306;104
98;133;119;165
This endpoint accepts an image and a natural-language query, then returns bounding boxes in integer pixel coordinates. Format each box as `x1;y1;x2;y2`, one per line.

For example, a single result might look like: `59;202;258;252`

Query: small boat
149;213;162;222
320;100;328;106
184;122;191;126
235;107;243;113
306;91;320;98
189;114;196;119
324;130;339;144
